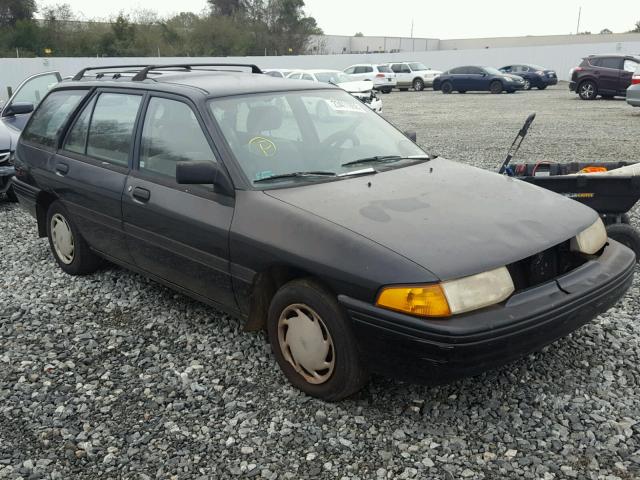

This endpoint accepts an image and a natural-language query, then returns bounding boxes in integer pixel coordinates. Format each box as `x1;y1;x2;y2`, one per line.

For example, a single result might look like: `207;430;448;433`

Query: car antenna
498;112;536;175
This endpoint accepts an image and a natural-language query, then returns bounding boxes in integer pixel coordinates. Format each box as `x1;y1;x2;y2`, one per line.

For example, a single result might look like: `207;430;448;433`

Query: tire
490;81;503;94
46;200;102;275
399;87;409;92
412;78;424;91
381;88;392;94
523;79;532;90
441;81;453;94
601;95;614;100
507;90;516;94
606;224;640;262
267;278;369;401
458;90;467;94
578;80;597;100
5;185;18;203
537;85;547;90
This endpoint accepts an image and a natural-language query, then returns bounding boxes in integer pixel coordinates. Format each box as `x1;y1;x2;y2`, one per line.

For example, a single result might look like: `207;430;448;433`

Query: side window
448;67;461;75
21;90;87;149
353;66;364;74
468;67;483;75
600;57;623;70
139;97;216;178
64;96;96;154
589;58;602;67
402;64;412;73
344;67;355;74
302;74;314;81
623;59;639;73
364;66;373;73
86;93;142;166
290;73;301;79
390;64;401;73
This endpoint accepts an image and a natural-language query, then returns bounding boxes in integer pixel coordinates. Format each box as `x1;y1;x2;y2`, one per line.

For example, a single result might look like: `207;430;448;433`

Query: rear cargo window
21;90;87;149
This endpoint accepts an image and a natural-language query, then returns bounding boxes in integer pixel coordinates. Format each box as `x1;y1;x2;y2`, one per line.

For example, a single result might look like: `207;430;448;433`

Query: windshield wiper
254;171;337;184
341;154;431;167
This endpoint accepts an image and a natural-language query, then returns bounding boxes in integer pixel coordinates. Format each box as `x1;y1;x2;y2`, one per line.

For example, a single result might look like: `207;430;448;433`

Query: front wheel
490;81;503;94
578;80;597;100
606;224;640;262
267;279;369;401
523;79;531;90
413;78;424;91
46;200;102;275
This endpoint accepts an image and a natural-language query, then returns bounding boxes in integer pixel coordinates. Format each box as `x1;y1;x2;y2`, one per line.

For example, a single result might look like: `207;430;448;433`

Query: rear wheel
606;224;640;262
413;78;424;91
490;81;503;94
267;278;369;401
523;79;531;90
578;80;597;100
537;85;547;90
46;200;102;275
381;87;392;94
441;81;453;94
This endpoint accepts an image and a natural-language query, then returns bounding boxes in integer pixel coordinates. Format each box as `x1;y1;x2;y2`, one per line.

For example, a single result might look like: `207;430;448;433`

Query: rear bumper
569;81;577;92
0;165;15;194
340;240;635;384
374;80;397;89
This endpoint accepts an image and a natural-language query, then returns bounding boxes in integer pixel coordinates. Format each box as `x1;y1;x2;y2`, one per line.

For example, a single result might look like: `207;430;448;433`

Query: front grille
507;240;588;291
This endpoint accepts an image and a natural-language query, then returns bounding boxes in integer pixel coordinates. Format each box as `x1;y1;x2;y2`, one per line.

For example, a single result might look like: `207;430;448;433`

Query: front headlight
571;218;607;255
504;76;513;82
376;267;515;318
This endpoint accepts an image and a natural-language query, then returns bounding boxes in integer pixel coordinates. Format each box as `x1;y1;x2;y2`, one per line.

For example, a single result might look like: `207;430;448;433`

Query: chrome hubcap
524;80;530;89
582;84;594;97
277;304;335;384
51;213;74;264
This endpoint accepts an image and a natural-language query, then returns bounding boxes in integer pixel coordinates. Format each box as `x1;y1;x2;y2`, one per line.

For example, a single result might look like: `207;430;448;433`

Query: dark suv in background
570;54;640;100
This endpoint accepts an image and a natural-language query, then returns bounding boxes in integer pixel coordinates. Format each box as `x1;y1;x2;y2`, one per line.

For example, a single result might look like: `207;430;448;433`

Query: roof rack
72;64;153;81
131;63;263;81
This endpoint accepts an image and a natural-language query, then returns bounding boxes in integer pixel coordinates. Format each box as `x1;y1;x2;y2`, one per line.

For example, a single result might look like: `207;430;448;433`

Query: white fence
2;39;640;102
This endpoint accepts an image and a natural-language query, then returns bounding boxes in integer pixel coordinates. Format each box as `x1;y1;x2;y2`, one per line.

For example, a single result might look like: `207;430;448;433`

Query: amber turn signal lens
376;285;451;318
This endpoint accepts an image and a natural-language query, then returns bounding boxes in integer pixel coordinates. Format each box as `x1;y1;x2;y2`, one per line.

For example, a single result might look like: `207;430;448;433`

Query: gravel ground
1;85;640;480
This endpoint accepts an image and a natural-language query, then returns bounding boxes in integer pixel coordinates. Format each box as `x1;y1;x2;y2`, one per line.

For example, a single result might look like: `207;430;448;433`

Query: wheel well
244;265;317;332
413;77;423;84
35;191;58;237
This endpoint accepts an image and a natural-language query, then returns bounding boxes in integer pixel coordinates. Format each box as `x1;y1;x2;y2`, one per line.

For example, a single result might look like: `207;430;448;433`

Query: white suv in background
388;62;442;91
343;64;397;94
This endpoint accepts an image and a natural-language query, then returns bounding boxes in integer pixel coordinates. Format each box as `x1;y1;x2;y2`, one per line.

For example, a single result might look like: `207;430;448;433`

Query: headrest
247;105;283;134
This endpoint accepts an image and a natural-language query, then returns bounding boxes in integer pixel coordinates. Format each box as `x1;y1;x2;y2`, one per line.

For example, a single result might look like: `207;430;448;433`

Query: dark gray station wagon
13;64;635;401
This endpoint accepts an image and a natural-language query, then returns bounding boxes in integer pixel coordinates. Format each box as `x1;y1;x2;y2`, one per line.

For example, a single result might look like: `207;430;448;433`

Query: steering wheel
320;117;364;148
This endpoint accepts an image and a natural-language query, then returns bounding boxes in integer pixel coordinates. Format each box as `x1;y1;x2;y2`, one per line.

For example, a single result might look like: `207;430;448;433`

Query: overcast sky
50;0;639;39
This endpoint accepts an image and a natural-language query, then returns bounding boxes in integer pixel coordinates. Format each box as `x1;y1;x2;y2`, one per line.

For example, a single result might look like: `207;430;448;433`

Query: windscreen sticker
249;136;277;157
255;170;274;180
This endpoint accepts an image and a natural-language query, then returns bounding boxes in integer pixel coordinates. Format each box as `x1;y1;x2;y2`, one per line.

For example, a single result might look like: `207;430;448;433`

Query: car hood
0;117;23;151
265;158;597;280
337;80;373;93
504;74;525;81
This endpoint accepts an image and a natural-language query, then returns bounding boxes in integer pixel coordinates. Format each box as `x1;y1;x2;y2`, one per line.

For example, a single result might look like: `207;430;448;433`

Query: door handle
55;163;69;175
132;186;151;202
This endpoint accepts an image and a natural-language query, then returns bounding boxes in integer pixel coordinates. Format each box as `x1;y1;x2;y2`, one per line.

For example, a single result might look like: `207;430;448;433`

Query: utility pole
410;19;414;38
576;6;582;34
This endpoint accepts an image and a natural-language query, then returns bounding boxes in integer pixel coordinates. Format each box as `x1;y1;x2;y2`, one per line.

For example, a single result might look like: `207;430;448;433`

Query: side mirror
176;161;234;196
3;102;34;117
404;130;417;142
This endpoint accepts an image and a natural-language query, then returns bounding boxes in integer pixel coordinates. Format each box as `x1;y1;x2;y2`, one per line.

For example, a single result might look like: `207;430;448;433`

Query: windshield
209;89;426;187
409;63;428;71
315;71;350;84
484;67;503;75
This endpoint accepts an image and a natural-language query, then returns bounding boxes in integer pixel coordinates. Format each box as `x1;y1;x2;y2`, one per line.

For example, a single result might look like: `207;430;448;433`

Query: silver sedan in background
627;65;640;107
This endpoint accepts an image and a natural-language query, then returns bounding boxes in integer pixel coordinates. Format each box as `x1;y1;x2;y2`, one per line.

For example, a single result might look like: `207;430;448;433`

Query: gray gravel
1;85;640;479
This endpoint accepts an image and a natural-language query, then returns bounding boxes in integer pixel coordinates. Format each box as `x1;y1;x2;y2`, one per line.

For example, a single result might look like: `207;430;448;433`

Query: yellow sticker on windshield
249;137;277;157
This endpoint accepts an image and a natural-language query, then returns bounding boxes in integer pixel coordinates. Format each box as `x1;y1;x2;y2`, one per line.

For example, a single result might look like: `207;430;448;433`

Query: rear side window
139;97;216;178
595;57;622;69
21;90;86;149
377;65;392;73
86;93;142;166
449;67;463;74
64;96;96;154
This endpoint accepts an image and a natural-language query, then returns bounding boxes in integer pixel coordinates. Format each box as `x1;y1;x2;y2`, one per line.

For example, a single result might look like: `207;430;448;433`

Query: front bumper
506;82;525;91
0;165;15;194
340;240;635;384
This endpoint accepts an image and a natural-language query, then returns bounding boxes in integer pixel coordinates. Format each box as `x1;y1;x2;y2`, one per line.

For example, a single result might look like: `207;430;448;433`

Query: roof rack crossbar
72;64;154;81
131;63;263;81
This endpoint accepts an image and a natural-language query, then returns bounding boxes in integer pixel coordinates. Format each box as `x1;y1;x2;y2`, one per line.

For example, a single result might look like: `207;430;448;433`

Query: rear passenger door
53;89;143;263
122;94;236;308
593;57;623;94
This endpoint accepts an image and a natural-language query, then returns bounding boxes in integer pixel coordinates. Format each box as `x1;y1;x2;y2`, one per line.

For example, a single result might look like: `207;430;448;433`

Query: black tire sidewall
6;185;18;202
579;80;597;100
46;200;100;275
266;279;368;401
442;82;453;94
607;224;640;262
413;79;424;91
490;81;503;94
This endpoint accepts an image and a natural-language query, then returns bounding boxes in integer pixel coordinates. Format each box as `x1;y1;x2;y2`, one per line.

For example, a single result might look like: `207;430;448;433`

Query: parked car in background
570;54;640;100
343;64;396;94
13;63;635;401
499;64;558;90
387;62;442;91
433;66;525;94
1;71;61;201
286;70;382;112
263;69;292;79
626;65;640;107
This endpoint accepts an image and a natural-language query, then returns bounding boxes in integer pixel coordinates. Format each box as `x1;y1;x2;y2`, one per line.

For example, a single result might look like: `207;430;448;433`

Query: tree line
0;0;323;57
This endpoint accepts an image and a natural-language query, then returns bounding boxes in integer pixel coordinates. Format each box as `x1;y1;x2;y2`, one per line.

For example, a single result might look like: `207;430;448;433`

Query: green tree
630;21;640;33
208;0;247;16
0;0;36;26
